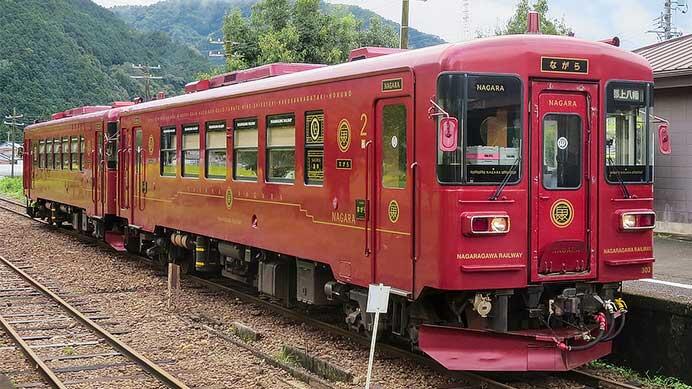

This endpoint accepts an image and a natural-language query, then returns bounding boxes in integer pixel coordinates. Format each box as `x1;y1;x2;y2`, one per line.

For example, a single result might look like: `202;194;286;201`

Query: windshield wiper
489;156;521;201
607;155;632;199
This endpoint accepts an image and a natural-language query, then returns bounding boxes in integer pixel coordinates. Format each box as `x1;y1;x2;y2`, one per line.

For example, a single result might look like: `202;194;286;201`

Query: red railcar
24;33;663;371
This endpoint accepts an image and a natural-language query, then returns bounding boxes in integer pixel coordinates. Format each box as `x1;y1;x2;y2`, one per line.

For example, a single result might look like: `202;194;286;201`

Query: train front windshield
436;73;522;184
605;82;653;183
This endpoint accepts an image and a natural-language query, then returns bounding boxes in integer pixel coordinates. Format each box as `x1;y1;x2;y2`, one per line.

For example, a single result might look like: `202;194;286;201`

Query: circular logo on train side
550;199;574;228
338;119;351;153
388;200;400;223
310;117;321;142
225;188;234;210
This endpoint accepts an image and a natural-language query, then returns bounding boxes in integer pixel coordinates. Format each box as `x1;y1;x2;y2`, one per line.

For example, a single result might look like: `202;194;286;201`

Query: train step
104;231;126;252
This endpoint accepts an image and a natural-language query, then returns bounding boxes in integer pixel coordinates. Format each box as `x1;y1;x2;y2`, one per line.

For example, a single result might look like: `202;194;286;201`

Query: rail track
0;197;644;389
0;246;188;387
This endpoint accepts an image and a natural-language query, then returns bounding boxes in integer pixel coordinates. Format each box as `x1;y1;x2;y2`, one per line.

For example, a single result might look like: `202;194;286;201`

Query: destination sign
613;87;645;103
541;57;588;74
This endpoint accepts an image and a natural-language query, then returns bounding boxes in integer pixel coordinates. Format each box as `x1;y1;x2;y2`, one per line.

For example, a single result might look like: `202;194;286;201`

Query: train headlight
491;217;508;232
621;214;637;229
619;211;656;231
463;213;510;236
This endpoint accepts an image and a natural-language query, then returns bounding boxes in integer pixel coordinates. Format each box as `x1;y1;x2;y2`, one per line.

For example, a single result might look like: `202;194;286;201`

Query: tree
495;0;572;36
222;0;398;71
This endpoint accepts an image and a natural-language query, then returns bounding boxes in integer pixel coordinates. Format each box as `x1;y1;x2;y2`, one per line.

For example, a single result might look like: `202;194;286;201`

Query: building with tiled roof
635;35;692;234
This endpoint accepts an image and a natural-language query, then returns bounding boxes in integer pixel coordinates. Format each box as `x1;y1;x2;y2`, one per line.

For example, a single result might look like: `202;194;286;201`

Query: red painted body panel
22;35;655;371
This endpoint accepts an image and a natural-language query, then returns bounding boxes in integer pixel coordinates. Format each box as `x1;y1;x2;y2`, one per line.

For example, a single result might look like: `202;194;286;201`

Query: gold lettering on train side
331;212;356;225
457;252;524;260
603;246;652;254
548;99;578;108
151;90;353;123
476;84;505;93
382;78;403;92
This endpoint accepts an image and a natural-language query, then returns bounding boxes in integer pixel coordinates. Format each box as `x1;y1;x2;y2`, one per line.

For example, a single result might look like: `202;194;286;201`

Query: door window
543;114;582;189
382;104;407;189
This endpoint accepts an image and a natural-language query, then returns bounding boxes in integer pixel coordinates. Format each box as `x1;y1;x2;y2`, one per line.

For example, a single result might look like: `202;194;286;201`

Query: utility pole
130;64;163;102
3;108;24;178
400;0;428;49
400;0;410;49
462;0;471;41
648;0;688;41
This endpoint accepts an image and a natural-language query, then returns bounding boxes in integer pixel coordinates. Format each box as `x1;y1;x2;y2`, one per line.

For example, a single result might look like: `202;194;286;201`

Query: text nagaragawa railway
16;17;667;374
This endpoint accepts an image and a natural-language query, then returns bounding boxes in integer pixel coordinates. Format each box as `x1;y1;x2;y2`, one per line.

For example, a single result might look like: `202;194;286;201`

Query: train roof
118;35;651;117
26;34;653;134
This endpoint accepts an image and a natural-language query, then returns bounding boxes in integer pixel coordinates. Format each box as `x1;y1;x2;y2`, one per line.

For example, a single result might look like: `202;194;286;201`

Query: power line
648;0;688;41
3;108;25;178
130;64;164;102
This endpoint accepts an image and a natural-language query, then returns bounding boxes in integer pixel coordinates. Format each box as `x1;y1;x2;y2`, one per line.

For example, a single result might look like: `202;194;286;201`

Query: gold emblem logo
310;117;321;142
388;200;400;223
550;199;574;228
148;135;155;155
225;188;234;209
338;119;351;153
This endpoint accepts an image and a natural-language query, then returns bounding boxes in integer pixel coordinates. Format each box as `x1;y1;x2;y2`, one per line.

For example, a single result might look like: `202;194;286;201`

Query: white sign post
365;283;390;389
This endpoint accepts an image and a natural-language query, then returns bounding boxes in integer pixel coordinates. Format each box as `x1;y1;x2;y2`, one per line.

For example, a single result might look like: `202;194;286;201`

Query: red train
23;26;669;371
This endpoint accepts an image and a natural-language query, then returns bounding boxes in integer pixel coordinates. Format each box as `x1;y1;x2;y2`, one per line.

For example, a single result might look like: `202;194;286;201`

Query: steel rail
0;255;190;389
560;369;644;389
0;314;66;388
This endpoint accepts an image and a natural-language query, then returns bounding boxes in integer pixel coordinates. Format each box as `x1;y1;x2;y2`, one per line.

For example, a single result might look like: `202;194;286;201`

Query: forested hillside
113;0;446;65
0;0;211;120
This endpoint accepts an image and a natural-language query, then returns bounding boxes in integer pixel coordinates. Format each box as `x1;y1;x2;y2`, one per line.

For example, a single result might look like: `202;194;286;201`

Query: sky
93;0;692;50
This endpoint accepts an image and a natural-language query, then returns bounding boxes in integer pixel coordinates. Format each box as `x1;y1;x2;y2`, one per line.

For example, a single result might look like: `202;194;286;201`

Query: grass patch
0;177;24;200
275;347;298;366
588;360;692;389
62;346;75;356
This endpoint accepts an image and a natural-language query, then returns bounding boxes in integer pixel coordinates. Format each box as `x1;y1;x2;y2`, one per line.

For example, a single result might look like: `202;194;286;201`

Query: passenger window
305;111;324;185
79;136;85;171
70;137;79;170
233;118;258;181
32;143;38;167
382;105;407;189
182;124;200;178
62;138;69;170
543;114;582;189
160;126;177;176
46;139;53;169
267;114;296;183
53;138;61;169
205;121;227;179
39;140;45;168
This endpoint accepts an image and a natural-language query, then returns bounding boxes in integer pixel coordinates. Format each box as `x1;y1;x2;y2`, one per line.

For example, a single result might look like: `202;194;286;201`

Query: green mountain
112;0;447;65
0;0;211;120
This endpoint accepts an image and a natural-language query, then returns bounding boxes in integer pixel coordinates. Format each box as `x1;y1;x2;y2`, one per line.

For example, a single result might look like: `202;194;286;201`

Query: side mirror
439;117;459;152
658;124;672;155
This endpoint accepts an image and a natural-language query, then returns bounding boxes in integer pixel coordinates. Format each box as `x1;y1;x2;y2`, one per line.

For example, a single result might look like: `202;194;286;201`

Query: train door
118;127;130;214
93;129;105;216
133;128;144;219
530;81;598;282
372;97;414;294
